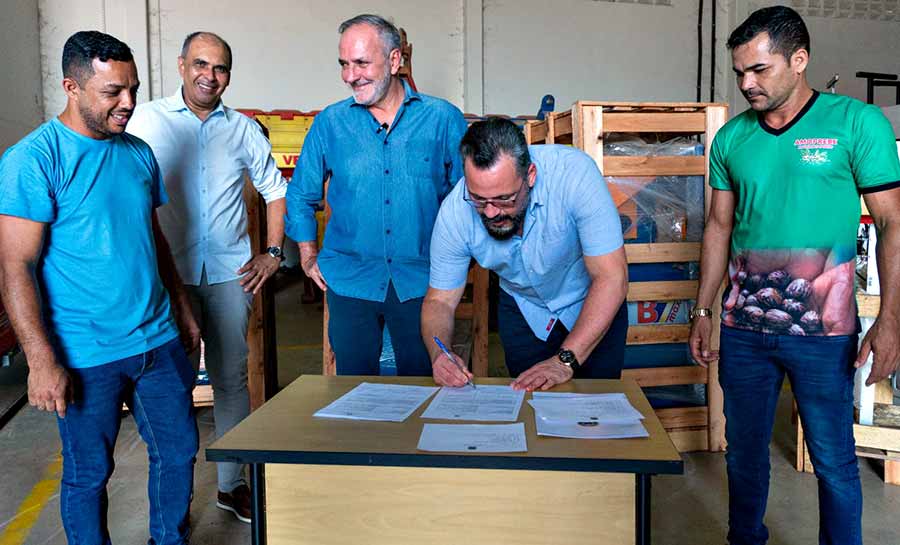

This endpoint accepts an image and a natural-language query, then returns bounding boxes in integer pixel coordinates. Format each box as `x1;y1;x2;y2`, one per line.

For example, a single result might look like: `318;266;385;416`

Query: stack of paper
528;392;649;439
313;382;439;422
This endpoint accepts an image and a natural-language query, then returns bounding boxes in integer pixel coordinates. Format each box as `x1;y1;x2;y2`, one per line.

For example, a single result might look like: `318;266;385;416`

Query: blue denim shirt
285;81;467;302
429;145;624;340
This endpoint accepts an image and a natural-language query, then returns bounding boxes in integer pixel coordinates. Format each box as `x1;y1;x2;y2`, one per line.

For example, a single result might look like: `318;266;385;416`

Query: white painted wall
29;0;900;121
1;0;44;153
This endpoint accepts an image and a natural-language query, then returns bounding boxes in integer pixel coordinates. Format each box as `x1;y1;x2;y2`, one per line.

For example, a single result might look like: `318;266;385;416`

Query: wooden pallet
526;101;729;452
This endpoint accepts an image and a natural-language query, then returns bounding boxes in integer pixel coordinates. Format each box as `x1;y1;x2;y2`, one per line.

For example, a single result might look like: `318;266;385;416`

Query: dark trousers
497;289;627;378
719;326;861;545
327;283;431;376
57;337;198;545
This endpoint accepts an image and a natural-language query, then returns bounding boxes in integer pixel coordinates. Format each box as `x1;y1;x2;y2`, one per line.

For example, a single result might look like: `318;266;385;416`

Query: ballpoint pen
432;336;476;390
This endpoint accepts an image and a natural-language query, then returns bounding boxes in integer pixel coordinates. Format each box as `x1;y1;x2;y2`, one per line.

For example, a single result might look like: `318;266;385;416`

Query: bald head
181;31;232;70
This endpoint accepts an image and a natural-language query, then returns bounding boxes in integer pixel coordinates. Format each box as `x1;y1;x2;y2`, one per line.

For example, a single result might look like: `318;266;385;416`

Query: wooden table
207;376;683;545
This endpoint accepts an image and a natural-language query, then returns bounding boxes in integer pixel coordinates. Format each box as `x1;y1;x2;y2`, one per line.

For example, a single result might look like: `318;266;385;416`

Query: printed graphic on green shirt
722;249;856;336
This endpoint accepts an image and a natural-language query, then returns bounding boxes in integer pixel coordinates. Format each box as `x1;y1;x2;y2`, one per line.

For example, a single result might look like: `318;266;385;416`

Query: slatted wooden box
525;101;729;452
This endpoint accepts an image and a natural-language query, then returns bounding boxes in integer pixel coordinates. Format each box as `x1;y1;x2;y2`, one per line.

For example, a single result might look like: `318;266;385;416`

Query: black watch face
558;349;576;364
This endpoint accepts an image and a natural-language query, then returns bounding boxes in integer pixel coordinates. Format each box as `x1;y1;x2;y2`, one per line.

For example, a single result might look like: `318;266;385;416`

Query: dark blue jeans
497;288;628;378
56;337;199;545
719;326;861;545
327;283;431;376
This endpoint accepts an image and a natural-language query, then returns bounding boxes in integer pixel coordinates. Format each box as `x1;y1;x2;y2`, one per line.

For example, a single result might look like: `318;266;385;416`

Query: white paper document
528;392;644;423
313;382;439;422
417;423;528;453
533;418;649;440
530;392;648;439
421;385;525;421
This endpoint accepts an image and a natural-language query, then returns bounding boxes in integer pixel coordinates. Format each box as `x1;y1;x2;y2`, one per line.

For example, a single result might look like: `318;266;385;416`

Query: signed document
417;423;528;453
421;385;525;422
313;382;439;422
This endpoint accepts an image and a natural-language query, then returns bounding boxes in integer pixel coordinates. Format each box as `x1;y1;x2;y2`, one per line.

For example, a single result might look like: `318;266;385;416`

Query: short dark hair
727;6;810;60
339;14;401;55
62;31;133;85
460;117;531;179
181;31;233;69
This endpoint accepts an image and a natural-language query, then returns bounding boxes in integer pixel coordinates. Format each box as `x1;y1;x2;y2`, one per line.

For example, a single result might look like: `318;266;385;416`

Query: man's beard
79;103;117;137
482;205;528;240
352;66;392;106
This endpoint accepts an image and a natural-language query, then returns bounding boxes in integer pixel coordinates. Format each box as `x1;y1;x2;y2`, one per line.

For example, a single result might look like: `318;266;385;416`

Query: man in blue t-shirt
423;118;629;391
0;31;199;545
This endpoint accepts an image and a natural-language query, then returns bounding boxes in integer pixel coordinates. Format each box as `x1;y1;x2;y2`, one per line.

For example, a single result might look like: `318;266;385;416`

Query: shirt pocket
535;230;580;274
405;137;442;180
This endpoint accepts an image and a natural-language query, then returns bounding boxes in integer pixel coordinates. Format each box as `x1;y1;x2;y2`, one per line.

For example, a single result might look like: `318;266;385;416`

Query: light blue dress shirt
429;145;624;340
127;89;287;286
284;80;468;303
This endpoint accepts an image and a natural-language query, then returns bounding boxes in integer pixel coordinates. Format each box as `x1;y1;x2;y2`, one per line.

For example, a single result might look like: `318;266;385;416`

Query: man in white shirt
128;31;287;524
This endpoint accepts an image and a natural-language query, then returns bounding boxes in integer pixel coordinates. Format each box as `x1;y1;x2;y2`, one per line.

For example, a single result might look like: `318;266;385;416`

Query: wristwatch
266;246;286;262
689;306;712;320
557;348;581;373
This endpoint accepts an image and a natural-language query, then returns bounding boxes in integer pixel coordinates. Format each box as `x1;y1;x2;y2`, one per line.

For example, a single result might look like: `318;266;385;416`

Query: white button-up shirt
128;89;287;285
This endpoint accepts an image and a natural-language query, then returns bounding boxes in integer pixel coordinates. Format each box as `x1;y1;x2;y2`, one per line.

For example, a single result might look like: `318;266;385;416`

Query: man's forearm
265;198;286;249
562;276;627;363
0;263;56;367
875;217;900;322
421;298;457;363
696;220;732;308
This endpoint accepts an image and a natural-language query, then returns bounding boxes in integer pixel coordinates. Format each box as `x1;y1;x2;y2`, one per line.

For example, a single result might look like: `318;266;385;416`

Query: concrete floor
2;277;899;544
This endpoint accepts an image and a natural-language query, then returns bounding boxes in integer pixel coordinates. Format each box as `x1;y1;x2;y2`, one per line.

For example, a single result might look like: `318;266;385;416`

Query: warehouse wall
33;0;900;120
1;0;44;153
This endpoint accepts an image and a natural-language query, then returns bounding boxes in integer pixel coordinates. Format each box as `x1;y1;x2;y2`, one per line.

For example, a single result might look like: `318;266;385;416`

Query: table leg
250;463;266;545
635;473;652;545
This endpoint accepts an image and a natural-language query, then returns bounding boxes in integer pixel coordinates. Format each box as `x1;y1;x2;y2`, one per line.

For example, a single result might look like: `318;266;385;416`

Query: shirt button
386;229;391;234
384;169;390;174
383;140;388;145
385;199;390;204
387;258;392;264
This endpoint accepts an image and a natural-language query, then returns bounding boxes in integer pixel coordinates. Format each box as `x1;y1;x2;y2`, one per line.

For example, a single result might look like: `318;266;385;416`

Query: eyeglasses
462;180;527;210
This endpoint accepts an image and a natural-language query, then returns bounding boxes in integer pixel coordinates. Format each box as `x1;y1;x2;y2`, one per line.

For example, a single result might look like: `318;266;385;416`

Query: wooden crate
525;101;729;452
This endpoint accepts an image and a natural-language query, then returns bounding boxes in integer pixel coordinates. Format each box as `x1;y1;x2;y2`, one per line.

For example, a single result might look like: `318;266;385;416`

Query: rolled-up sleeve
246;123;287;203
285;116;328;242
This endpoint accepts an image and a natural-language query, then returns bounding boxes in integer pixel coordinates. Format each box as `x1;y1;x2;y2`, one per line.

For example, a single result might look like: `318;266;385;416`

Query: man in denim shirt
286;14;467;375
423;118;629;391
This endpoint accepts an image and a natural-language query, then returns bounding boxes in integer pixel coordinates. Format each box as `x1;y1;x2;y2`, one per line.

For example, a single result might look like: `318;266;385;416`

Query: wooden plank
192;384;214;407
656;406;708;429
266;464;635;545
667;428;709;452
470;264;490;378
627;280;698;301
702;104;729;453
621;365;708;386
885;460;900;485
454;304;474;321
574;102;604;173
627;324;691;345
603;155;707;176
625;242;701;263
546;111;556;144
322;298;335;376
555;110;573;138
603;112;707;133
854;423;900;452
524;120;547;144
857;293;880;317
578;100;727;109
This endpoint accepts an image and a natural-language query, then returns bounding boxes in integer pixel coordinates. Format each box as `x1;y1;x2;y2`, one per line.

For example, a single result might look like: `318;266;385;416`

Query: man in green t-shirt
689;6;900;545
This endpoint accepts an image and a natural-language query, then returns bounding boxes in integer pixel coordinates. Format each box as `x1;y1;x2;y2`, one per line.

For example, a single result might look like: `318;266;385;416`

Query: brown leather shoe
216;484;252;524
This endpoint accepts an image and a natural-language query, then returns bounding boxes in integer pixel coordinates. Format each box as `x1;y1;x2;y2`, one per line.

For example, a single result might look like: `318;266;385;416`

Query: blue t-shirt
429;144;624;340
0;118;179;368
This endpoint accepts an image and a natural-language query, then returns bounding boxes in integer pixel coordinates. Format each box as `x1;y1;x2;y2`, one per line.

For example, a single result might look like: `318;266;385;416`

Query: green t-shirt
709;91;900;336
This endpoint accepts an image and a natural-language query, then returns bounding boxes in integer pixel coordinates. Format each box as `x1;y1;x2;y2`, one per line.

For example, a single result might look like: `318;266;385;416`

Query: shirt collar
166;86;229;120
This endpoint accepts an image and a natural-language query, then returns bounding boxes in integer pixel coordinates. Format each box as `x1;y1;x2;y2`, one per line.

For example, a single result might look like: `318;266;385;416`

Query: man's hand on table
510;358;574;391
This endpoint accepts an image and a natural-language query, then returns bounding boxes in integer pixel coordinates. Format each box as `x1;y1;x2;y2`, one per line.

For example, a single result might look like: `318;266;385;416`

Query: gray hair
338;14;401;56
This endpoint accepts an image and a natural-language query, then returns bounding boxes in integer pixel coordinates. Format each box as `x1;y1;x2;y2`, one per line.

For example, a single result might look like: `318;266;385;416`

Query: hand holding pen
431;336;476;389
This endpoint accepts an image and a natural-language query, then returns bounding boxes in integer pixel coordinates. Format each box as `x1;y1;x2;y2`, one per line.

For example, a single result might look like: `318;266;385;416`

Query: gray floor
2;278;899;544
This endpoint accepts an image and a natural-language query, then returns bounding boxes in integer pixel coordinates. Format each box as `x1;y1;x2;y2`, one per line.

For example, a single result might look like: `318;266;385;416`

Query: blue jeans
327;282;431;376
57;337;199;545
719;326;861;545
498;288;628;378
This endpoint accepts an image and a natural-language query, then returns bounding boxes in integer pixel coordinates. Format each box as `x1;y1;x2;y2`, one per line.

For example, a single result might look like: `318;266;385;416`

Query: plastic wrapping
604;134;705;243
